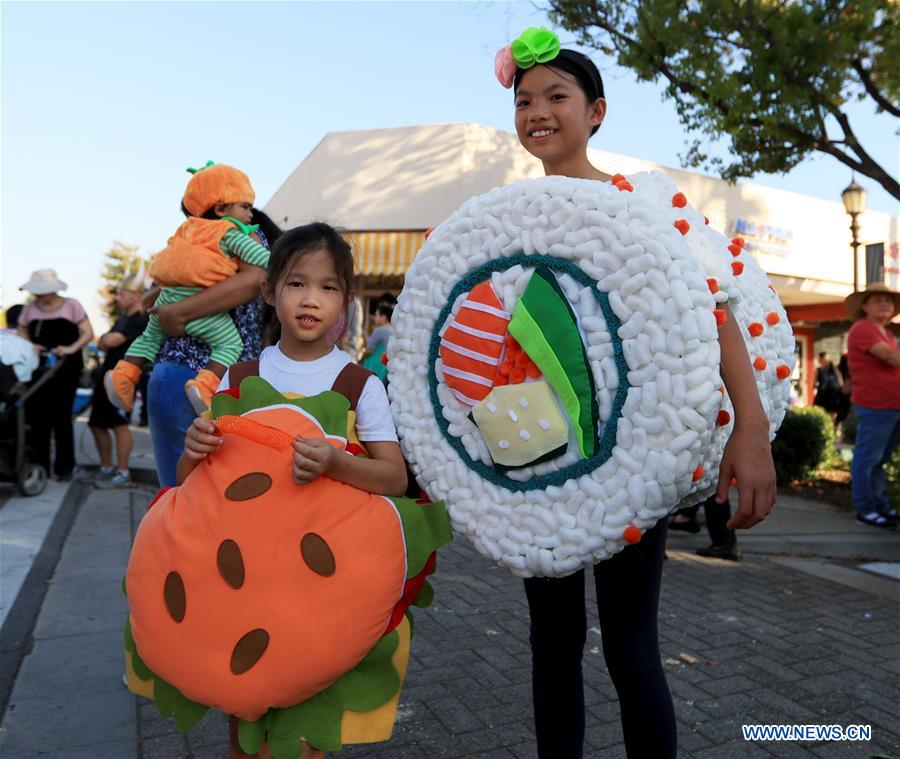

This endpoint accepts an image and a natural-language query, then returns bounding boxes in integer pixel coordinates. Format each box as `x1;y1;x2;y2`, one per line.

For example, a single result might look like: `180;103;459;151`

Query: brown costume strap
227;360;260;390
331;362;375;412
225;358;373;412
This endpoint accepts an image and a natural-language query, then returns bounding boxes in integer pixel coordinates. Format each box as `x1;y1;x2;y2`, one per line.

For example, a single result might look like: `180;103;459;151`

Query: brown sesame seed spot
217;539;245;589
300;533;336;577
225;472;272;501
164;571;186;623
230;628;269;675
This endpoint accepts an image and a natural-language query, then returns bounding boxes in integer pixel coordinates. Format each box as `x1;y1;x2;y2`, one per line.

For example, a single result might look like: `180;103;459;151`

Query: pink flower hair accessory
494;45;516;89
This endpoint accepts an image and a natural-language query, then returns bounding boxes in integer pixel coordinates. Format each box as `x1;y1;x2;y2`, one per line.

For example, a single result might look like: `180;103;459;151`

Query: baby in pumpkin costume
105;162;270;414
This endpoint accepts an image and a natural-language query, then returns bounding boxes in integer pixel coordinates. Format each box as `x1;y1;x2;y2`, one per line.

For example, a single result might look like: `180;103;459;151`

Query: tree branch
550;0;900;200
852;60;900;117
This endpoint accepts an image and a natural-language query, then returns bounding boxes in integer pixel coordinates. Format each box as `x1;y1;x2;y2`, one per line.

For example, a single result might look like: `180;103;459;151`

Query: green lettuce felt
124;617;209;732
412;580;435;608
237;630;401;757
126;610;402;756
211;376;350;439
509;266;599;459
391;497;453;578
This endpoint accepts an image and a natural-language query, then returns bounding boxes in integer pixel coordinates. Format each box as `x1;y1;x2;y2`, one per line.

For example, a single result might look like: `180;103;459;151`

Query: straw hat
844;281;900;320
20;268;68;295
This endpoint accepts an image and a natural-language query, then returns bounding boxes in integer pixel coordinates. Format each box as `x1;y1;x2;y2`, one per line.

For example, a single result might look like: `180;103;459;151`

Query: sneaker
104;360;142;413
856;512;897;531
75;467;102;484
94;471;132;490
84;468;116;485
696;543;742;561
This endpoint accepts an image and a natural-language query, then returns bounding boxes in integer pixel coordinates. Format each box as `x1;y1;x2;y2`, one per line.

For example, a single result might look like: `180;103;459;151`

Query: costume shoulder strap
227;359;260;390
331;362;375;412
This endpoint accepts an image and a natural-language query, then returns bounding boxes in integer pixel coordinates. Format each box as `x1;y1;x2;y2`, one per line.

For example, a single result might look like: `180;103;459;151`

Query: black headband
555;50;604;101
513;49;605;103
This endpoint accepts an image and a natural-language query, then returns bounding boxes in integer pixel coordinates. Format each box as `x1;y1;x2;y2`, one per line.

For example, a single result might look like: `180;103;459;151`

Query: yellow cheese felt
472;381;569;469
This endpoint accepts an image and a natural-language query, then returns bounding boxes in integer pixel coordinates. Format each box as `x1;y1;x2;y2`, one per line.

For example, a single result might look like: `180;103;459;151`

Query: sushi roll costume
388;28;795;579
105;162;271;414
124;366;452;756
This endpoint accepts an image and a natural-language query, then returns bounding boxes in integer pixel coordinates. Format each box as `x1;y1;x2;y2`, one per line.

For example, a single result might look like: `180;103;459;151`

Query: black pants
26;371;79;477
681;495;737;546
523;519;676;759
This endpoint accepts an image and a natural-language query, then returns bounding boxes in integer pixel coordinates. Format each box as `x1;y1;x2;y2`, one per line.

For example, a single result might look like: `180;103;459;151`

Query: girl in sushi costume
493;27;776;758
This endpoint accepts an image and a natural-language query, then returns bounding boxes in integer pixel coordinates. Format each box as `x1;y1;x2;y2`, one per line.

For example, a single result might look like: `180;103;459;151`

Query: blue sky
2;1;896;326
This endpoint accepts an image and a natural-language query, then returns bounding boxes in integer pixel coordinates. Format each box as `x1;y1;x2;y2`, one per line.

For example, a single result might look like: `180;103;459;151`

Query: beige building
265;123;898;403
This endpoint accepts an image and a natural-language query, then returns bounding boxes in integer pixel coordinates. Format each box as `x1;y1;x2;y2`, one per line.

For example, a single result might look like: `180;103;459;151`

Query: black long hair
179;202;282;245
251;208;282;246
261;222;356;346
514;50;605;136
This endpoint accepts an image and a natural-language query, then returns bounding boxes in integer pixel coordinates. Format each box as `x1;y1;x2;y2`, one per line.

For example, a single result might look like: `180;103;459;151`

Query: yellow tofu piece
472;380;569;469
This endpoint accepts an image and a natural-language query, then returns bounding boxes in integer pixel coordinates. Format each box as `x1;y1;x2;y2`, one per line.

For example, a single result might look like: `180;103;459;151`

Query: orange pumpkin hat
124;378;451;756
182;161;255;216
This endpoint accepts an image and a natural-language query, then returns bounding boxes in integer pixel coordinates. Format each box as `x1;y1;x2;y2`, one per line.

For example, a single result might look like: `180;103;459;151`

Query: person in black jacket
85;282;148;488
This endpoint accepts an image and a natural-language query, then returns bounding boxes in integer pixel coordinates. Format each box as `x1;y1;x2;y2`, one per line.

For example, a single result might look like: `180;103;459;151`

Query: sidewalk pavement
0;457;897;758
672;492;900;563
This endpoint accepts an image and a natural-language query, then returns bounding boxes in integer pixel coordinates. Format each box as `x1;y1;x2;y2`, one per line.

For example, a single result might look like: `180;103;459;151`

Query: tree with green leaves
548;0;899;199
98;241;147;322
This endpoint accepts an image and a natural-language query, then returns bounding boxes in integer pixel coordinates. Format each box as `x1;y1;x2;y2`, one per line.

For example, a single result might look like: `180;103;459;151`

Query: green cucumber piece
508;266;598;458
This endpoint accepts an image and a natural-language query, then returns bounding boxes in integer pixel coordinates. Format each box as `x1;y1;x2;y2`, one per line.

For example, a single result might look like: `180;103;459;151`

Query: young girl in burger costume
180;223;410;758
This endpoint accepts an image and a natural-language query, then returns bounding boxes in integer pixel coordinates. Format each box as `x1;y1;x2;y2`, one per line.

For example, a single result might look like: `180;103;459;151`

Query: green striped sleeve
221;229;270;268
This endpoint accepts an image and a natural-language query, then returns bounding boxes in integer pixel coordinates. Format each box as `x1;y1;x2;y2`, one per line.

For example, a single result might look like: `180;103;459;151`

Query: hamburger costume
124;362;451;756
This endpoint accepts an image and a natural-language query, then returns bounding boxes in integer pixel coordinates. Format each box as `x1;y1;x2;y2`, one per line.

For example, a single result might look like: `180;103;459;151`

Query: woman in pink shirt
17;269;94;480
844;282;900;529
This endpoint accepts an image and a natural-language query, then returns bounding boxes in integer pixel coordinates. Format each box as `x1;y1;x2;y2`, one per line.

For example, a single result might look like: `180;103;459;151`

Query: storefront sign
732;218;793;257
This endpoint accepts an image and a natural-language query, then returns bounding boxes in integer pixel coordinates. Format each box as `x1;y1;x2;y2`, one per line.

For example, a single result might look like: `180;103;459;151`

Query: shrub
771;406;835;484
887;446;900;504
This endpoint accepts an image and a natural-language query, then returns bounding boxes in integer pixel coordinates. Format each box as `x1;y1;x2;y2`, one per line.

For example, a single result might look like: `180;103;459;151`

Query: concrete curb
0;482;91;720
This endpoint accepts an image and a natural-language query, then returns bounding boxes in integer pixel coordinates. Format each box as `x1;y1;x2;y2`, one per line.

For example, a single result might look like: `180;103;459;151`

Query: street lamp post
841;178;867;292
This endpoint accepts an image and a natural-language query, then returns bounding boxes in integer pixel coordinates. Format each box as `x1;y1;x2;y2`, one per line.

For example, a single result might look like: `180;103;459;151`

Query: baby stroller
0;354;66;496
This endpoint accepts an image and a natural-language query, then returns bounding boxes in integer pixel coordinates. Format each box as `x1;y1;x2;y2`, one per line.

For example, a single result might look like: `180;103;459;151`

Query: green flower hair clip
186;160;216;175
511;27;561;69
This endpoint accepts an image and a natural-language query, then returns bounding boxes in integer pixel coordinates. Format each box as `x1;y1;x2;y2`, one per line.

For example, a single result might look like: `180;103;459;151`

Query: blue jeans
851;405;900;515
147;361;197;487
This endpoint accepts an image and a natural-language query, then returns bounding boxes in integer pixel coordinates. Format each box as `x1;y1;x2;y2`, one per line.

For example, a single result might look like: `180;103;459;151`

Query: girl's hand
716;421;776;529
292;438;337;485
183;418;222;461
151;302;188;337
54;345;76;357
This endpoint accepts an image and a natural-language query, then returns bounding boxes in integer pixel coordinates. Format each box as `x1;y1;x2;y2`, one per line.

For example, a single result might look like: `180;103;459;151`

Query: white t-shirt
217;344;398;443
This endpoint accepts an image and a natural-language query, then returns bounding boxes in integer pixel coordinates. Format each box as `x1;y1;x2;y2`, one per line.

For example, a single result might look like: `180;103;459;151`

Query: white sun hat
19;268;68;295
